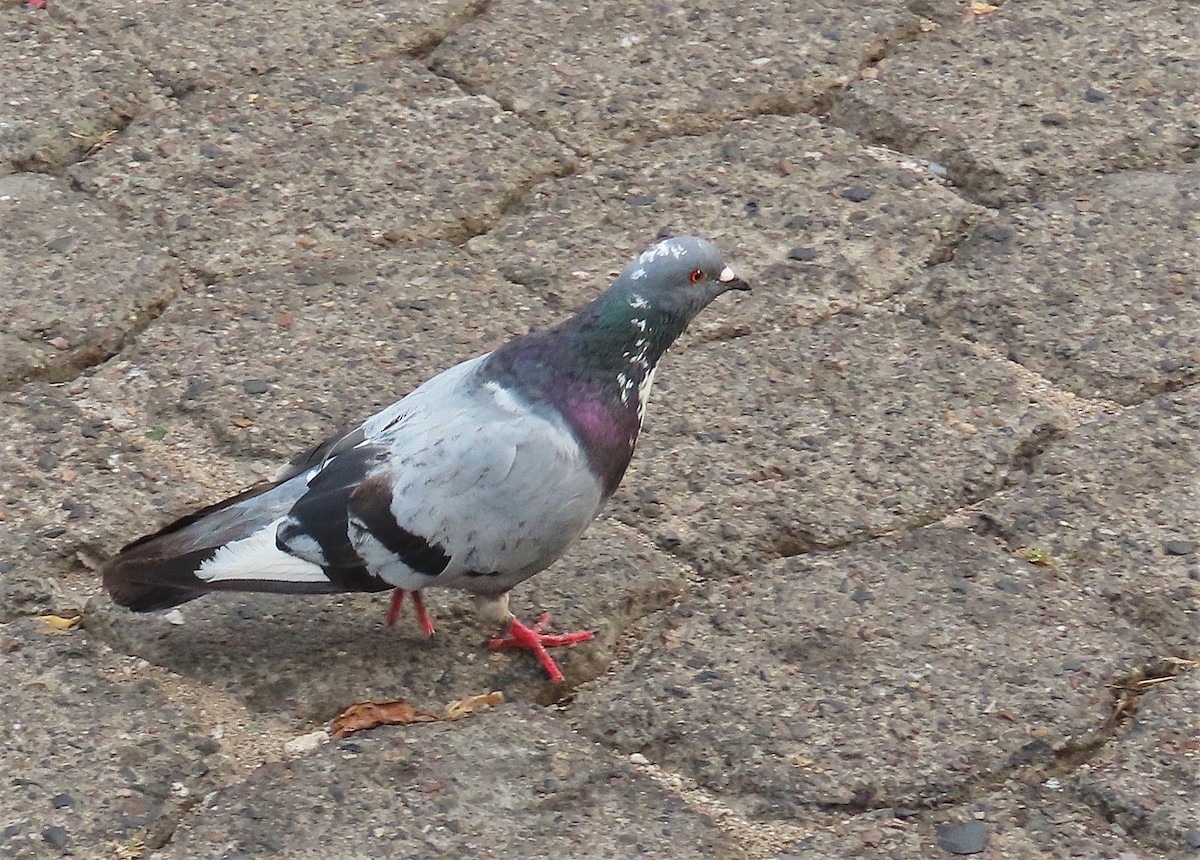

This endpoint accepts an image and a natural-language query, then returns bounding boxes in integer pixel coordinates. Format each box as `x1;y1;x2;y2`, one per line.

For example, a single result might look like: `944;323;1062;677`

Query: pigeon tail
103;472;384;612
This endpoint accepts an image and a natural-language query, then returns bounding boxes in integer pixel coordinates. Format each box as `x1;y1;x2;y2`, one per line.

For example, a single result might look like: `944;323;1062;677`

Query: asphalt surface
2;0;1197;857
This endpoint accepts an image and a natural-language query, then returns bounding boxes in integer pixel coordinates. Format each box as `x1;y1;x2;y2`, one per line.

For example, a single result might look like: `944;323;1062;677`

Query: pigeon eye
689;268;704;284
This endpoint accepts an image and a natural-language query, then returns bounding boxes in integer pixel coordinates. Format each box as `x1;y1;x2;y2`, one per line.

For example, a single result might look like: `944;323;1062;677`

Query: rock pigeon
103;236;749;682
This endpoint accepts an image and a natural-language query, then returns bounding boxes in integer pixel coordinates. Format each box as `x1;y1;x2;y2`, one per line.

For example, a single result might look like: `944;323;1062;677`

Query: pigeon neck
482;283;684;498
576;281;686;372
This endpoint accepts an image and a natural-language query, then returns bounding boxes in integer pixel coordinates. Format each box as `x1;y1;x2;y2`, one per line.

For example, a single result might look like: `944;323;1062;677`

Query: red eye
689;268;704;284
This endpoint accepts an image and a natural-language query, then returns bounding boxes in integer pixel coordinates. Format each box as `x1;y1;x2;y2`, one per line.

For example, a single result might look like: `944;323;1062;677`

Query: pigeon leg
487;613;594;684
385;588;436;636
410;590;436;637
386;588;406;626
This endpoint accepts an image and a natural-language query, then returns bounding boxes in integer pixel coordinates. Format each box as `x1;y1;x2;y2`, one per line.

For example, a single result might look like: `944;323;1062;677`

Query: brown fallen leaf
36;614;81;633
444;691;504;721
331;700;437;738
231;417;255;428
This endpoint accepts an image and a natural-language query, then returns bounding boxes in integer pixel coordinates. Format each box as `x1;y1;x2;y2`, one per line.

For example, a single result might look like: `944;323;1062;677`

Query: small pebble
242;379;270;395
1163;540;1195;556
50;793;74;809
629;753;650;766
41;826;68;850
842;186;874;203
787;247;817;262
163;609;185;626
284;729;329;756
936;820;988;855
979;225;1014;242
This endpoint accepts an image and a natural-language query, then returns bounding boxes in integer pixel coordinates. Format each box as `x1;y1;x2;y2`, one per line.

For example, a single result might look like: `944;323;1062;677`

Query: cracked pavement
2;0;1197;857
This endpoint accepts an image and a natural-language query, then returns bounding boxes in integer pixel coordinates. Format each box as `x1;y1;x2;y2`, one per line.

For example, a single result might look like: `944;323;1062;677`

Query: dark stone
1185;827;1200;849
1163;540;1196;556
243;379;270;395
42;826;69;850
36;453;59;471
850;586;873;604
80;422;101;438
1040;112;1068;126
936;820;987;854
842;186;874;203
787;247;817;262
3;824;21;838
1083;88;1106;103
784;214;813;230
50;793;74;809
626;195;657;207
183;377;211;400
978;225;1014;242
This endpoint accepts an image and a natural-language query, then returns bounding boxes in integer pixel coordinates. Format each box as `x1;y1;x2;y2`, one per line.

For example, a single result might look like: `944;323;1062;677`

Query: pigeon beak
718;265;751;292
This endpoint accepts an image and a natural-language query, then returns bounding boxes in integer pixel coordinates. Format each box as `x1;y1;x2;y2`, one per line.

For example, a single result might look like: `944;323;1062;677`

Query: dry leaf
969;2;998;13
444;691;504;721
331;700;437;738
231;417;255;428
36;614;81;633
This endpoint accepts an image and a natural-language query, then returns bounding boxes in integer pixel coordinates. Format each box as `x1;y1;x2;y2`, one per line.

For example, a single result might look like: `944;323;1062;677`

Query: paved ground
1;0;1197;857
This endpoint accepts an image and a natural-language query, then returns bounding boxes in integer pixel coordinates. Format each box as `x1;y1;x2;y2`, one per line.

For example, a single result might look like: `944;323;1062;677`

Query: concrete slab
161;705;745;859
1070;668;1200;856
431;0;924;156
571;526;1148;819
70;59;573;278
0;380;251;623
976;387;1200;652
0;618;232;859
63;0;487;94
608;308;1070;576
831;0;1200;206
0;12;160;174
0;174;180;390
910;168;1200;405
467;115;982;341
775;779;1173;858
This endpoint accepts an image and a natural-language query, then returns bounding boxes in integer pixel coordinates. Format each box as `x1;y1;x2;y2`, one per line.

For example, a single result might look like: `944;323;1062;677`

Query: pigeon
103;236;749;683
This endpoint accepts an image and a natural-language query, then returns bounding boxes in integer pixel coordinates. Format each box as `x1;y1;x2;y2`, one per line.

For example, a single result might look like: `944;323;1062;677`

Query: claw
488;613;594;683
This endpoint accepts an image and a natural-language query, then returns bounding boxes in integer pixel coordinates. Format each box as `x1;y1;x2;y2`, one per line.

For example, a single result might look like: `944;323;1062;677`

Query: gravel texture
1;0;1196;856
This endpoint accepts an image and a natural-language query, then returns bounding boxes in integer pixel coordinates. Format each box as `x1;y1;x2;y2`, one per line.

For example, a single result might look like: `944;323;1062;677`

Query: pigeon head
612;236;750;327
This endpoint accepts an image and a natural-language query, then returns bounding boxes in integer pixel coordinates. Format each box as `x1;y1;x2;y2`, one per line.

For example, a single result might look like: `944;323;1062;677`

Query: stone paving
1;0;1197;857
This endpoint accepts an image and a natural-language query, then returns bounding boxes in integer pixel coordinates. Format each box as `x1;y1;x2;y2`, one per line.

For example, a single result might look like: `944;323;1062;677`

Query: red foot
487;613;594;684
385;588;436;637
